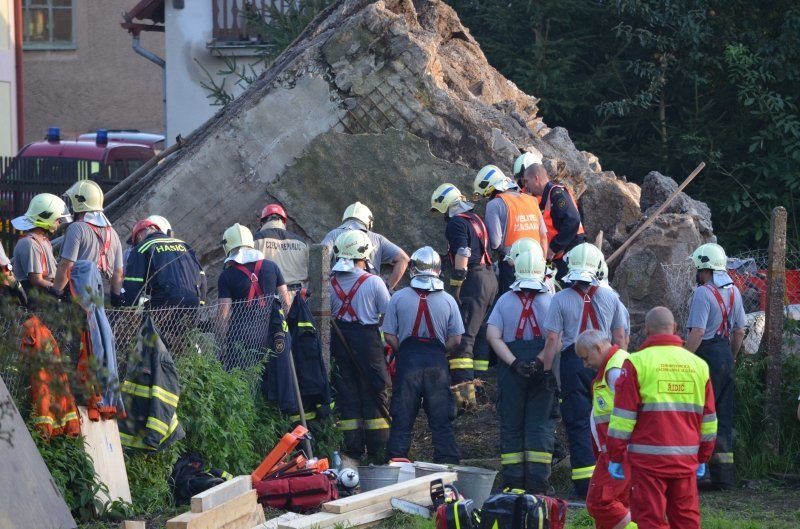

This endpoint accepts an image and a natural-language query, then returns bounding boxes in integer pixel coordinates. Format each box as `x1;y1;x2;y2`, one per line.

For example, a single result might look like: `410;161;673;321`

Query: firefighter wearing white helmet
384;246;464;464
685;242;745;490
505;237;557;293
473;165;547;295
516;156;585;283
217;223;291;368
53;180;125;305
539;242;627;498
321;201;409;291
10;193;71;301
487;247;556;492
430;183;497;401
329;229;392;461
146;215;173;237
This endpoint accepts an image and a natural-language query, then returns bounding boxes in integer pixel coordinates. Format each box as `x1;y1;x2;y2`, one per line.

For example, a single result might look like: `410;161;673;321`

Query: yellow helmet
430;183;465;214
512;151;543;179
342;201;373;230
222;223;254;255
504;237;540;264
333;230;371;261
473;165;515;197
690;243;727;271
514;249;546;281
64;180;104;213
14;193;72;231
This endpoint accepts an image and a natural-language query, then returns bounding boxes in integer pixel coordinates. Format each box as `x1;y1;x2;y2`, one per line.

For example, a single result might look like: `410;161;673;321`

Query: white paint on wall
0;0;17;155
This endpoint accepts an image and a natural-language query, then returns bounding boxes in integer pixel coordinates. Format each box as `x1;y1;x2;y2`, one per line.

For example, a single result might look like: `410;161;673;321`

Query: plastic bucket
414;462;498;508
358;464;401;492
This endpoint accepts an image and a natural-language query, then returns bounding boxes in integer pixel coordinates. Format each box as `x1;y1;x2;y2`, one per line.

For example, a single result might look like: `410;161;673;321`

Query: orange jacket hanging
21;315;80;438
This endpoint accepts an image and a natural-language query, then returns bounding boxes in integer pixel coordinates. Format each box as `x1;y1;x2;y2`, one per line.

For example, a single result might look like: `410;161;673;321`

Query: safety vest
541;184;585;256
704;284;735;337
591;345;629;452
608;343;717;474
498;192;542;246
331;273;371;321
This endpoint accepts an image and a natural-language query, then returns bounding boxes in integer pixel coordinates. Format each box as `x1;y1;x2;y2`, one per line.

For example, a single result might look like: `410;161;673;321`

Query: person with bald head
606;307;717;529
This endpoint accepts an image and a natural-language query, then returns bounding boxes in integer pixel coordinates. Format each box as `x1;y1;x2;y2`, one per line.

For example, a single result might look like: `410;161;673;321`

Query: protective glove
511;359;531;378
45;285;66;300
697;463;707;478
110;292;123;308
529;357;545;377
608;462;625;480
543;370;558;392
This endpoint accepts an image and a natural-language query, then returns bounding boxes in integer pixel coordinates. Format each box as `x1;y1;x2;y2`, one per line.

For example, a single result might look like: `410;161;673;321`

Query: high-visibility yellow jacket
590;345;629;455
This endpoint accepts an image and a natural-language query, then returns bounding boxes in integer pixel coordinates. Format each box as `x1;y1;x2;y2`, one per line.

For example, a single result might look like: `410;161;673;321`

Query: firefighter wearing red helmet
253;203;309;298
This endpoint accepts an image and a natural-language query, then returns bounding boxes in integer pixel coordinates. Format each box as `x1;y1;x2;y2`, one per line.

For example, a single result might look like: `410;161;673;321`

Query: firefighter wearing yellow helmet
473;165;547;293
429;183;497;397
685;242;745;490
321;201;409;291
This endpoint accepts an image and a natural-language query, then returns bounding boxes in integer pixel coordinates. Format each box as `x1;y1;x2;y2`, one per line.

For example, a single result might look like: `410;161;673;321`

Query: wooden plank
219;503;266;529
119;522;146;529
167;490;259;529
321;471;457;514
78;406;132;504
0;376;77;529
257;512;306;529
191;475;252;513
279;488;432;529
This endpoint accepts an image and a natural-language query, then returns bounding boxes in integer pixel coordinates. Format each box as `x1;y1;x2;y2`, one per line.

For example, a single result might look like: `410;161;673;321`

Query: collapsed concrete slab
108;0;714;330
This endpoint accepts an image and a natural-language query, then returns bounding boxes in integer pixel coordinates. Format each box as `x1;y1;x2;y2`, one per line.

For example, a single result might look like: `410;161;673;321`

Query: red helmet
131;219;159;244
261;203;287;222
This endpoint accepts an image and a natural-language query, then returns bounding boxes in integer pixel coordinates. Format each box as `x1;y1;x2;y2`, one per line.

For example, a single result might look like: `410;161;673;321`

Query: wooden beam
191;475;251;513
321;471;457;514
167;490;259;529
119;522;146;529
257;512;306;529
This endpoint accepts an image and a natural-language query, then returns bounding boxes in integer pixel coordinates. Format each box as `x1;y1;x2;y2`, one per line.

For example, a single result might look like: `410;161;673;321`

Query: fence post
308;244;331;372
763;206;787;454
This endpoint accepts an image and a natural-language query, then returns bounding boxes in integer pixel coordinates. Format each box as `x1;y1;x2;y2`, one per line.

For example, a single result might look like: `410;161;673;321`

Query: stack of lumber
166;476;266;529
275;471;457;529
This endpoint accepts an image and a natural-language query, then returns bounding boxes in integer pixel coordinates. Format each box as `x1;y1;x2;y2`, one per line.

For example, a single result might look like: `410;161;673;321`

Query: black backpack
170;452;230;505
478;492;567;529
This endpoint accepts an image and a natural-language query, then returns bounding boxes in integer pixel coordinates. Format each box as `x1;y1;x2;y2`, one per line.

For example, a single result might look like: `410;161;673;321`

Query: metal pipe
14;0;24;148
131;34;167;139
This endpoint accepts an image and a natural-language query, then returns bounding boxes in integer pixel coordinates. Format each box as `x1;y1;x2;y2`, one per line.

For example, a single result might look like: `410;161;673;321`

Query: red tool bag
254;473;338;512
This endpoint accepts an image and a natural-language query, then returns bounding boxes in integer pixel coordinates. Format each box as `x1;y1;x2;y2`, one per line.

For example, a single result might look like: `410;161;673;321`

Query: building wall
22;1;164;145
0;0;17;156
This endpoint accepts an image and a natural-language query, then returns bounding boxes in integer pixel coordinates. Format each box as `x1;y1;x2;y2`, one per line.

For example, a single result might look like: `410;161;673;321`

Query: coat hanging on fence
20;314;81;438
286;293;332;421
69;259;125;420
119;315;185;451
262;302;298;414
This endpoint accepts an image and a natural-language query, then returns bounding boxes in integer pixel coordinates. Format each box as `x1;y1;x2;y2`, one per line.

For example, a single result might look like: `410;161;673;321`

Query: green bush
125;445;181;514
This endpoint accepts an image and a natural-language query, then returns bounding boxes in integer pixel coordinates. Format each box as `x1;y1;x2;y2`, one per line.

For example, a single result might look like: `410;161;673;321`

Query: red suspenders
331;273;371;320
24;234;50;276
704;284;735;337
573;284;600;332
455;212;492;265
230;260;266;307
411;290;435;338
515;291;542;339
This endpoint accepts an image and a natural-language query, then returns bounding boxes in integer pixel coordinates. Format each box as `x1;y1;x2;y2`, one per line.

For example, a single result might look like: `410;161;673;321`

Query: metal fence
0;297;279;405
211;0;291;43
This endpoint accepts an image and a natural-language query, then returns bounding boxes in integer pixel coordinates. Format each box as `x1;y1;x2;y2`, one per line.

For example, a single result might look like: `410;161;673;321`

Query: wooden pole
606;162;705;265
763;206;787;454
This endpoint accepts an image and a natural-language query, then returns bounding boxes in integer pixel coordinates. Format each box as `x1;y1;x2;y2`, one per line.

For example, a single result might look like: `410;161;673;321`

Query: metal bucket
414;462;498;508
358;464;401;492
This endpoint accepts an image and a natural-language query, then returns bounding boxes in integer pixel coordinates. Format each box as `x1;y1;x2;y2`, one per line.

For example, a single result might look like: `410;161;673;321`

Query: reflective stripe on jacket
590;345;629;452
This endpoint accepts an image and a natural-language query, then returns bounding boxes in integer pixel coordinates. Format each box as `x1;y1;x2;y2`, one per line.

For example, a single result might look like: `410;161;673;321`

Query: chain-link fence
661;250;800;354
0;296;280;405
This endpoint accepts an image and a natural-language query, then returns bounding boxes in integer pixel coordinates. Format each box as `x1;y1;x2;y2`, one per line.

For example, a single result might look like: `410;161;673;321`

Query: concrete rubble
107;0;714;333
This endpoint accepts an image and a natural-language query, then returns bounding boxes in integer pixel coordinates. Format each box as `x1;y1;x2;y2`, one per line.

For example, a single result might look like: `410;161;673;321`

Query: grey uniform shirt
686;284;746;340
12;235;57;282
60;221;124;279
322;221;403;273
329;269;390;325
544;284;626;351
488;289;553;342
382;287;464;344
601;283;631;337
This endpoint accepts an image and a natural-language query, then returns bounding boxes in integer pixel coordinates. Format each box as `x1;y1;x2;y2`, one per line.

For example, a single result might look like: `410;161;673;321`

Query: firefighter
540;242;627;498
473;165;547;294
685;243;745;490
143;214;207;305
384;246;464;464
253;203;309;299
321;201;410;291
10;193;71;304
515;153;586;283
575;330;634;529
217;223;291;368
430;183;498;398
486;247;555;493
329;230;392;462
608;307;717;529
53;180;125;306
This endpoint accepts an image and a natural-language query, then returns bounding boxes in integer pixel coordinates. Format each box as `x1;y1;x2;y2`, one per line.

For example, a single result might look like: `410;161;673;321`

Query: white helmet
430;183;466;214
409;246;445;292
563;243;604;284
690;243;727;271
342;202;373;230
11;193;72;232
513;151;543;179
598;259;609;285
333;230;371;261
504;237;540;264
511;249;548;292
64;180;104;213
473;165;516;198
147;215;172;237
222;223;254;255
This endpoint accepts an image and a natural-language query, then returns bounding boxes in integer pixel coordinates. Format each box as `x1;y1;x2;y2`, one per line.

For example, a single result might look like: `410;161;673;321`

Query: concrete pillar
308;244;331;371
